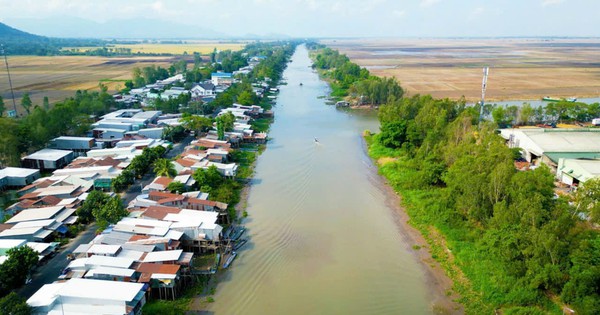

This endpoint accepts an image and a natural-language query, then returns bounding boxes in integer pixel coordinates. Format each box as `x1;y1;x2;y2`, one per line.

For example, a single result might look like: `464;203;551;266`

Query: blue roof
211;72;232;77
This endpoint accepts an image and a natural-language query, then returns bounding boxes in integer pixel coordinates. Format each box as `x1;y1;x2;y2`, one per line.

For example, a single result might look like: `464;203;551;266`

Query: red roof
136;262;181;274
175;158;196;168
153;176;173;187
148;191;180;201
19;192;40;200
142;206;181;220
37;195;62;206
186;198;217;207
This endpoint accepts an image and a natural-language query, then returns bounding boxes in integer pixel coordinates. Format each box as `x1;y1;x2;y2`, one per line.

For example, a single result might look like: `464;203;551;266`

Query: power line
1;43;18;117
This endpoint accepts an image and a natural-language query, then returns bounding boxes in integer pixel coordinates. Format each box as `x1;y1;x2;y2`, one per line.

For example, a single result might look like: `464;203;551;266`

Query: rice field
0;55;176;113
63;41;246;55
324;38;600;102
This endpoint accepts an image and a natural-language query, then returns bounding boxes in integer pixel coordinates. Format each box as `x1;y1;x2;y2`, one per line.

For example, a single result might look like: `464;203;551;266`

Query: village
0;52;282;314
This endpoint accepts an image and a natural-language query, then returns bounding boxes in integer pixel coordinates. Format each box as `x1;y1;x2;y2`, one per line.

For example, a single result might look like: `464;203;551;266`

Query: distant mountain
4;17;229;39
0;21;44;40
0;22;104;55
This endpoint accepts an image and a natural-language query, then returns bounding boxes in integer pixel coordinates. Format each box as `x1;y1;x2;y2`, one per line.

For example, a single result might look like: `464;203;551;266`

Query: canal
207;44;434;314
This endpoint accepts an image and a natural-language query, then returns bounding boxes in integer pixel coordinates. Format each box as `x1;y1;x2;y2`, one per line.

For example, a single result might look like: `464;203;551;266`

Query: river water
206;45;433;315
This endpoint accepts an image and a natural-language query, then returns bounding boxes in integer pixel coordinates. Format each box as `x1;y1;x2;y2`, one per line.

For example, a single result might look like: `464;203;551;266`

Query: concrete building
21;149;75;171
211;72;233;86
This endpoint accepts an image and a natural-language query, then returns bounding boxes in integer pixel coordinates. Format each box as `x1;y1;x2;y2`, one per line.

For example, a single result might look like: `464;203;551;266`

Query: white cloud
468;7;485;20
420;0;440;7
542;0;564;6
392;10;406;17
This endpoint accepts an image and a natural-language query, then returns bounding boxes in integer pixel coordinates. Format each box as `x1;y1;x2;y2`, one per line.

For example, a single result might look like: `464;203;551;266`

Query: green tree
219;111;235;131
0;246;39;295
42;96;50;111
181;114;213;134
77;190;110;224
20;93;32;115
573;177;600;224
0;292;31;315
93;196;128;230
166;181;186;194
216;118;225;141
0;96;5;117
518;102;534;125
237;90;256;105
192;165;224;192
153;158;176;178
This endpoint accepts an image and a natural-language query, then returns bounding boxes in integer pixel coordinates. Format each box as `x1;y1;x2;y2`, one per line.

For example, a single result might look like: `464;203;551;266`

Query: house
135;262;182;299
27;278;146;315
138;127;165;139
191;82;216;98
0;167;41;190
21;149;75;171
142;176;173;194
211;72;233;85
48;136;97;157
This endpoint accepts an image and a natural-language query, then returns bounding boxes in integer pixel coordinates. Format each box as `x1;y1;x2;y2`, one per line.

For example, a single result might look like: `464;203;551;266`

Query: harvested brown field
63;41;246;55
324;38;600;102
0;55;176;113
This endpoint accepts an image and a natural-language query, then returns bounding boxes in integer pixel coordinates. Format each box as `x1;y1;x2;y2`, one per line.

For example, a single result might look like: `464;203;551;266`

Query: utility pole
478;66;489;124
1;44;18;117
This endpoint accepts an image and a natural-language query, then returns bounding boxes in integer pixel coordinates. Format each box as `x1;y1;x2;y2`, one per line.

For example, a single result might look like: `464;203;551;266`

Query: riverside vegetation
312;47;600;314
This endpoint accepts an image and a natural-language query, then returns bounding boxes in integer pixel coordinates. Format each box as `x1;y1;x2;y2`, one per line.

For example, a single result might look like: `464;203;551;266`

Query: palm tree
153;158;176;178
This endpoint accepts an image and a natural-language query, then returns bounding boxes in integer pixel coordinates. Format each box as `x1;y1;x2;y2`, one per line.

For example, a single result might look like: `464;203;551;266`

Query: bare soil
325;38;600;102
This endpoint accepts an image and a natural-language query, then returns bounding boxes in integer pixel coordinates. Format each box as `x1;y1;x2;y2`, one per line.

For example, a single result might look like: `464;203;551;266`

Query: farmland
324;38;600;102
63;41;246;55
0;55;174;113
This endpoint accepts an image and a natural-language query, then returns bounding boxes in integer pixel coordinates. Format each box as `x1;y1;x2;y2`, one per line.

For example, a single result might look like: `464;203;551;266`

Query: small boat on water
233;238;248;251
299;82;303;86
223;251;237;268
230;226;246;241
314;137;319;143
542;96;577;102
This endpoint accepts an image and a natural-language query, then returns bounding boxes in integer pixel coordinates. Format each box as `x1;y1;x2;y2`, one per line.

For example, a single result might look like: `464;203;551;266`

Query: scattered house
0;167;41;190
27;278;146;315
211;72;233;86
21;149;75;171
48;136;98;157
137;127;165;139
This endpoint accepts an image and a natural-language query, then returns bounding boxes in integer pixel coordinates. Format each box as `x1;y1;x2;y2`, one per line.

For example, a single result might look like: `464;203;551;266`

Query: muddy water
207;45;433;315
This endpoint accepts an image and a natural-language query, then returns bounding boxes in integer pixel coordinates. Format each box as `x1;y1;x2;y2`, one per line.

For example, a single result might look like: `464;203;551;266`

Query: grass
325;38;600;102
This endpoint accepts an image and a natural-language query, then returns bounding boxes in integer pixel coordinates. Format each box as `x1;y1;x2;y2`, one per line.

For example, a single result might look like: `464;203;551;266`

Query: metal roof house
48;136;97;157
500;128;600;167
557;158;600;186
27;278;146;315
21;149;75;171
0;167;41;190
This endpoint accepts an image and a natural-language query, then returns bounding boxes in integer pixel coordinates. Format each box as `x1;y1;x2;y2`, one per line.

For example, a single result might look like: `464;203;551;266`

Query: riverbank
361;135;463;314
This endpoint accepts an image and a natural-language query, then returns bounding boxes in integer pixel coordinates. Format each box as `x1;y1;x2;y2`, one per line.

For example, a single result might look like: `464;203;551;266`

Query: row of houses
500;127;600;187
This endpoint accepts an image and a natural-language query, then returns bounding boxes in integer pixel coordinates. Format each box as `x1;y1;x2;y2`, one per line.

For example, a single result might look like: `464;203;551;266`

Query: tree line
311;46;404;105
369;93;599;313
488;101;600;127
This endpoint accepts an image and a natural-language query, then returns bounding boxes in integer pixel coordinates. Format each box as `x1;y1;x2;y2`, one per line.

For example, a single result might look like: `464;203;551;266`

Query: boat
314;137;319;143
299;82;303;86
542;96;577;102
542;96;561;102
223;251;237;268
233;238;248;251
230;226;246;241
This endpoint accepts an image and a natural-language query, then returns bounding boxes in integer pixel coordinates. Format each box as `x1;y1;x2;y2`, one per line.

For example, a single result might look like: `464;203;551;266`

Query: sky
0;0;598;38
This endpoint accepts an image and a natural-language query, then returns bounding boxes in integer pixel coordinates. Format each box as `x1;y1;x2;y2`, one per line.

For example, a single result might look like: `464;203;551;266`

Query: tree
93;196;128;230
216;118;225;141
76;190;110;224
237;90;256;105
20;93;32;115
0;96;5;117
219;111;235;131
573;177;600;224
153;158;176;178
181;114;212;134
192;165;224;192
0;292;31;315
166;181;186;194
0;246;38;296
42;96;50;111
